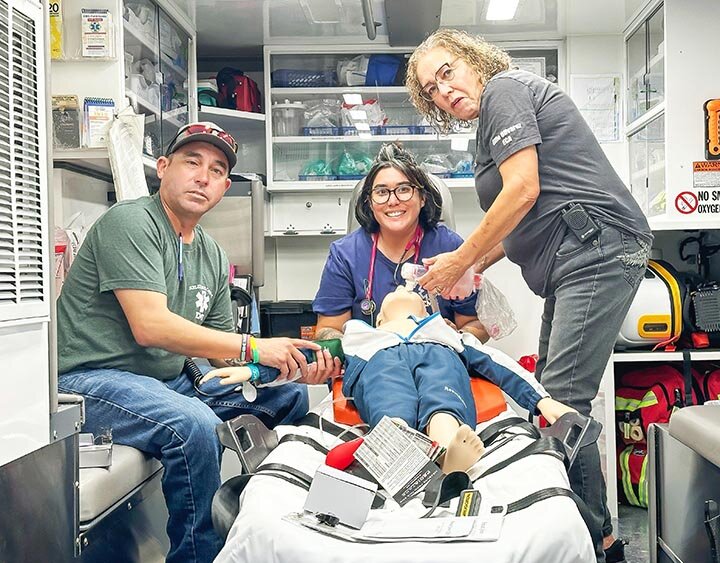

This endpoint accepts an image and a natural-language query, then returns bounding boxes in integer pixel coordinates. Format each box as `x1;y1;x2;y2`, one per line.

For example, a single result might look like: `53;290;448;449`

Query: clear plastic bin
271;101;306;136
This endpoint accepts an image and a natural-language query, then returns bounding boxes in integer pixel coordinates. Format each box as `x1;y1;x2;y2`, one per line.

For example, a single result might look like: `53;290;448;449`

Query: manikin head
376;285;428;327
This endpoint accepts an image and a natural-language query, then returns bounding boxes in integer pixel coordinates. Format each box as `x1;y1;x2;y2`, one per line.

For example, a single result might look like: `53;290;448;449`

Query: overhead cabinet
123;0;193;157
263;44;560;235
51;0;197;167
625;0;720;229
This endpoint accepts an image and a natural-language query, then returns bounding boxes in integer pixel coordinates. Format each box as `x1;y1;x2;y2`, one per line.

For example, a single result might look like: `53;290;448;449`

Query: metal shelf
273;133;475;144
613;349;720;362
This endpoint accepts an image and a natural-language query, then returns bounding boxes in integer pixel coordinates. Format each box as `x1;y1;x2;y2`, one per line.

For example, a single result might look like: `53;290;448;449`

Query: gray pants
535;221;650;562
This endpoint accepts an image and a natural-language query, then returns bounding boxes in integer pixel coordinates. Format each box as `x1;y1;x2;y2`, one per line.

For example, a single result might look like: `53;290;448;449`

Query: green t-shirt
57;194;234;380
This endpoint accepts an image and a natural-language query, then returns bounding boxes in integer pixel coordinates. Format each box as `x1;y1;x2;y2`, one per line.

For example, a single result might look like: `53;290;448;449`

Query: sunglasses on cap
168;123;239;154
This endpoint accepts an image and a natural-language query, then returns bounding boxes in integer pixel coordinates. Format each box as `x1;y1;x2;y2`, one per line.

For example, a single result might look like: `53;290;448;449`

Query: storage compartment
270;192;348;235
259;301;316;338
272;101;306;136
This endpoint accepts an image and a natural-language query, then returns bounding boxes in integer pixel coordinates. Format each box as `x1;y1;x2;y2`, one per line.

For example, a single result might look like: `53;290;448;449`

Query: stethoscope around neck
360;225;424;323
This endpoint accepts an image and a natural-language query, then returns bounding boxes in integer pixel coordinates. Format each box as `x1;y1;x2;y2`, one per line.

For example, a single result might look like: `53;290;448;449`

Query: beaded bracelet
247;363;260;383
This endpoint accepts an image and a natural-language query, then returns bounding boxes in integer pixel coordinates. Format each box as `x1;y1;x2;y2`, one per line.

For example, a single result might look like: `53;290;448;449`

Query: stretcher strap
506;486;602;549
278;433;330;455
478;417;539;446
256;462;313;490
295;412;363;441
507;486;576;513
474;436;567;481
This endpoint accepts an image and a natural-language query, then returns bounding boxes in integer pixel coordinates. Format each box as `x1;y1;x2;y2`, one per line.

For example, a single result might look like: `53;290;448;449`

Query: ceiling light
485;0;519;21
343;93;364;105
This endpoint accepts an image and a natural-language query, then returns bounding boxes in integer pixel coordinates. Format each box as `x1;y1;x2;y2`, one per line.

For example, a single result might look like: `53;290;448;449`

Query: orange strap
332;376;506;426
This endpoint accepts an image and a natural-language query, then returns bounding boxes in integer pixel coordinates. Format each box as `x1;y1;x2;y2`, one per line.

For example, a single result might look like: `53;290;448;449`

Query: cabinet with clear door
624;0;718;229
50;0;196;171
264;44;560;235
123;0;193;158
626;4;664;124
628;113;665;217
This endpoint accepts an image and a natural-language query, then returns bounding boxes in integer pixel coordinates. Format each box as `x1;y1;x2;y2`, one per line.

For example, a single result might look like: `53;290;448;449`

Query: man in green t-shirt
56;122;340;563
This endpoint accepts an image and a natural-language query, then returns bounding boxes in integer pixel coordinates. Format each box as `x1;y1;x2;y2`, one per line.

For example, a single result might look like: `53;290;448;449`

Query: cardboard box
304;464;377;529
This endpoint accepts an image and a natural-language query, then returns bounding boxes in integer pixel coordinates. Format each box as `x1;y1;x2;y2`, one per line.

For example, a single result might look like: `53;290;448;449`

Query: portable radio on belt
561;203;599;243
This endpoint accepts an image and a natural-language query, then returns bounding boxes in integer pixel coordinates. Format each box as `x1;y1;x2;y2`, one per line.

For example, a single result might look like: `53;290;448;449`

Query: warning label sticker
687;162;720;213
693;161;720;188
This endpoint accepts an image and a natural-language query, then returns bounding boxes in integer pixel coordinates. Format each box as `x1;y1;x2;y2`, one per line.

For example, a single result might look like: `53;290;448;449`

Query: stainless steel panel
385;0;442;46
0;436;78;563
651;423;720;563
200;177;265;287
78;471;168;563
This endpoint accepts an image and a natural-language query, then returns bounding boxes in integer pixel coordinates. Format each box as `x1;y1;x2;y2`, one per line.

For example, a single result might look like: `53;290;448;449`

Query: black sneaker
604;538;628;563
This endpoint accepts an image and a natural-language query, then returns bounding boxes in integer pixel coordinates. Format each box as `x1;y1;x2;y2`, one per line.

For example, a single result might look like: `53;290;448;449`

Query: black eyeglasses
370;183;418;204
420;58;461;101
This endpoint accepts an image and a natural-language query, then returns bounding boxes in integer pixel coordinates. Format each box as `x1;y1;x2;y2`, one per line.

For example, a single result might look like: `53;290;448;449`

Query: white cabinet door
270;192;349;235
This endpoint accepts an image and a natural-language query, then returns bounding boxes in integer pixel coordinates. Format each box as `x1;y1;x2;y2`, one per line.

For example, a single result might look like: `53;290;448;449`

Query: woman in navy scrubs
312;143;487;344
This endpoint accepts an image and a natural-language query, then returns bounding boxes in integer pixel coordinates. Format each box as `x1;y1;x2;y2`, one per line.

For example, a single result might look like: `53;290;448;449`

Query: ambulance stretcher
212;397;598;563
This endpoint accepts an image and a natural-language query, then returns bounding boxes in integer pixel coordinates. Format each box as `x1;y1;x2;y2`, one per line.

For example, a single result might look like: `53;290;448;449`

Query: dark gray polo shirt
474;69;651;297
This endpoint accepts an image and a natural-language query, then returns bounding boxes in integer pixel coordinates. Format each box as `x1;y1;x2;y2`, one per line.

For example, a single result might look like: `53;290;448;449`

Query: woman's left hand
536;397;577;425
418;250;469;298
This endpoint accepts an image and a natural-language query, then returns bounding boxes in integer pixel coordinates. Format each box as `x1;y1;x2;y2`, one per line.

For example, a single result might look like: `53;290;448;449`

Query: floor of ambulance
617;504;649;562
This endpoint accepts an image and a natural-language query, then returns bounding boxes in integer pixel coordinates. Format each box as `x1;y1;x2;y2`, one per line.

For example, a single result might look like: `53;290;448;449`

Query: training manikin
202;285;574;473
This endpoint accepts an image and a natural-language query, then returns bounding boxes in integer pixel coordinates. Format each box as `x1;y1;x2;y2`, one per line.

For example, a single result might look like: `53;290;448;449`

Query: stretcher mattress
215;402;595;563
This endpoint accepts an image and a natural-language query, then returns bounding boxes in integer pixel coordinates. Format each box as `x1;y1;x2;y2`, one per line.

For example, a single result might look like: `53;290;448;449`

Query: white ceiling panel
196;0;628;58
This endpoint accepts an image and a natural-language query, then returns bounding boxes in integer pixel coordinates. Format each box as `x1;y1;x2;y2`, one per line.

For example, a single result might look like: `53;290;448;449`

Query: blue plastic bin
365;55;403;87
302;126;340;136
381;125;416;136
339;126;383;136
298;174;337;181
272;69;338;88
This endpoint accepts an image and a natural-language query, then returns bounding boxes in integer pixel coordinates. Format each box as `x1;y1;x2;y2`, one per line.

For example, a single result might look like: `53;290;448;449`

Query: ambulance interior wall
258;34;628;362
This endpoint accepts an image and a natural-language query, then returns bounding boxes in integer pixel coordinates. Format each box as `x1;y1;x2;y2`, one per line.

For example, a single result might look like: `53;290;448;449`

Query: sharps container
272;100;306;136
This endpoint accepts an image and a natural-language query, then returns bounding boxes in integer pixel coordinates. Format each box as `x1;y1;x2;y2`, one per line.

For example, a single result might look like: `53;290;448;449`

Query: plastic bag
475;274;517;339
337;55;369;86
340;99;386;127
333;150;373;176
305;99;341;127
300;160;333;176
420;153;453;175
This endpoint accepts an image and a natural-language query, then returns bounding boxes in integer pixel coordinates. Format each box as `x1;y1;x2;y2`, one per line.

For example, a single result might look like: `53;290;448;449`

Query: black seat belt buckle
539;412;602;469
216;414;278;474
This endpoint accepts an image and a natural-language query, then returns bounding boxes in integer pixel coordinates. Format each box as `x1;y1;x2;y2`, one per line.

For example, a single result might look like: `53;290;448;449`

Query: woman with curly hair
407;29;651;563
312;143;488;345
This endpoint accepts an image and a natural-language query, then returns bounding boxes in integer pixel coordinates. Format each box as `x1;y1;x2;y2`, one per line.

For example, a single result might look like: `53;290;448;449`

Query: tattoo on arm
315;327;344;340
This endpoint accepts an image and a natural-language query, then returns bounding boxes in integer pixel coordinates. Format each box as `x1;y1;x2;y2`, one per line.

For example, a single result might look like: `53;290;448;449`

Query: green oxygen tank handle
301;338;345;364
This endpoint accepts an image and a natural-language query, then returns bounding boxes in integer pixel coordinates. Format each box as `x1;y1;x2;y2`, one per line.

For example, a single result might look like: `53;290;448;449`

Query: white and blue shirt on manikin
341;312;549;430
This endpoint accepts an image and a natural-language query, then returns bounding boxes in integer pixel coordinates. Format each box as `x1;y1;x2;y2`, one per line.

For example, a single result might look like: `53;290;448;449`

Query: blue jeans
58;367;308;563
535;222;650;562
347;343;477;431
